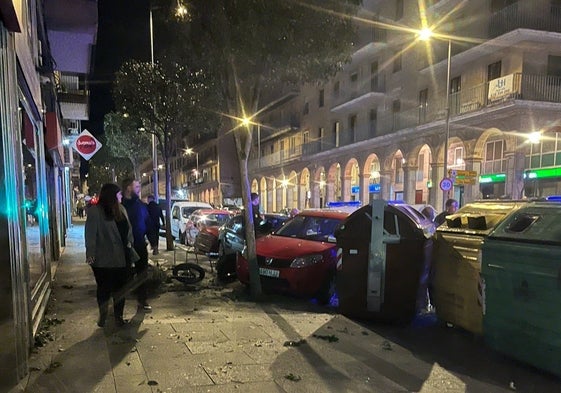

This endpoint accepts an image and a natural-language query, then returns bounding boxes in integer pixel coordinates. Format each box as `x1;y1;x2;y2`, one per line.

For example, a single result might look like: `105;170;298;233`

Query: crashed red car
236;209;349;303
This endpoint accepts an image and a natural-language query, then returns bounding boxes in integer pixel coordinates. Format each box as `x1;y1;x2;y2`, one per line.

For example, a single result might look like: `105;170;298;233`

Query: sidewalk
9;220;561;392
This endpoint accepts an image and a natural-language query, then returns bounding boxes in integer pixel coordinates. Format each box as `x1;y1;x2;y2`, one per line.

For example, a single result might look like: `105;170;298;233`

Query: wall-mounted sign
72;129;102;160
488;74;515;103
369;183;381;193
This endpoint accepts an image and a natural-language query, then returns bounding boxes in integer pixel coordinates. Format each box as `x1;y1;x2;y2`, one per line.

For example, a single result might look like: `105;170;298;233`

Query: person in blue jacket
121;178;152;312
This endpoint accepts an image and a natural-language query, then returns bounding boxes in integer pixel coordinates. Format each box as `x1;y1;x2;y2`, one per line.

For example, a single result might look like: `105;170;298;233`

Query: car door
224;215;245;253
170;205;180;238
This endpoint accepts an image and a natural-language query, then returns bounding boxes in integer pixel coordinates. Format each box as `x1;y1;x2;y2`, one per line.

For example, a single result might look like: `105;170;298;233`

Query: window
349;114;357;142
417;153;425;181
303;100;309;115
528;132;561;168
395;0;404;20
350;72;358;83
547;55;561;78
487;61;502;81
393;50;402;73
394;157;404;184
333;81;340;98
450;76;461;93
303;130;309;145
333;122;340;148
370;61;379;91
484;140;506;173
392;99;400;130
369;108;377;137
318;89;324;107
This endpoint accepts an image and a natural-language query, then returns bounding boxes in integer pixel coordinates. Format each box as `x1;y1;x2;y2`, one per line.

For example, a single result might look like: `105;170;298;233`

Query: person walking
146;194;164;255
434;198;459;226
121;178;152;312
85;183;135;327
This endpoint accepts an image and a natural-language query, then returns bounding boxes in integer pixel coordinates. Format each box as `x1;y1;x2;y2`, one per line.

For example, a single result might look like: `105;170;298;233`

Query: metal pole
443;39;452;210
149;8;159;200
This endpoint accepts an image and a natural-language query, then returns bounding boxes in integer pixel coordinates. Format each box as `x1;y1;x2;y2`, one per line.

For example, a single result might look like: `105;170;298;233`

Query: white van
170;201;212;243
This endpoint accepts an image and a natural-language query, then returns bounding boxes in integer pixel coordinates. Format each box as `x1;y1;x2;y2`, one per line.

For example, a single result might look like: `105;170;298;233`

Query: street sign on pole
72;129;102;160
439;177;453;191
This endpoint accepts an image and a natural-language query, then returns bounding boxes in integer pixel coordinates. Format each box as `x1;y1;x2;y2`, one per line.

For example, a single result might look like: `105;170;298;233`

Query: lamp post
184;147;199;182
149;8;158;200
419;28;452;210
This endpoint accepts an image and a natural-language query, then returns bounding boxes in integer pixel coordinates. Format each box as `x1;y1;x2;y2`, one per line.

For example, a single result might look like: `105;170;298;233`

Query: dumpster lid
489;202;561;244
437;200;527;235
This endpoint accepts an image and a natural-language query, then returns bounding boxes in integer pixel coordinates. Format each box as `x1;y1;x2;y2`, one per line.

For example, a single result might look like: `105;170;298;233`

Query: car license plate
259;267;279;278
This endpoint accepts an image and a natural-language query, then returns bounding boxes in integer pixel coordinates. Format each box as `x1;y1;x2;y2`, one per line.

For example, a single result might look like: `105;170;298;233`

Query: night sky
84;0;152;136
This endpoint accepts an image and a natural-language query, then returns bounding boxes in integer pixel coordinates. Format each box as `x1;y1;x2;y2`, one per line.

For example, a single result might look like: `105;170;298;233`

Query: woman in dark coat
85;183;134;327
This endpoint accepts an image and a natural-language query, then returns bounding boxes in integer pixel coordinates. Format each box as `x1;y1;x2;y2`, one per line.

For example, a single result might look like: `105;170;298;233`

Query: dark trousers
91;267;129;318
133;242;149;305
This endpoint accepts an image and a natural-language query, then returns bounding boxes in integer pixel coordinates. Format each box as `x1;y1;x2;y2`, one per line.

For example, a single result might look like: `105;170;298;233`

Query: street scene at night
2;0;561;392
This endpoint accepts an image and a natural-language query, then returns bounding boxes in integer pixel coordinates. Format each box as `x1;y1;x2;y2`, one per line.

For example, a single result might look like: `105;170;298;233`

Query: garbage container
336;200;434;322
481;201;561;377
431;200;526;334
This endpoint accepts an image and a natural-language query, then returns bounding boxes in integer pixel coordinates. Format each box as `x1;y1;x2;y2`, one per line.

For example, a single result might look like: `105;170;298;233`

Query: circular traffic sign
439;177;453;191
75;134;97;155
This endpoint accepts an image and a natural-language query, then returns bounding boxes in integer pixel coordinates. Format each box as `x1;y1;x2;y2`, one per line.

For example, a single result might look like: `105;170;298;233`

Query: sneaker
139;303;152;312
115;317;129;327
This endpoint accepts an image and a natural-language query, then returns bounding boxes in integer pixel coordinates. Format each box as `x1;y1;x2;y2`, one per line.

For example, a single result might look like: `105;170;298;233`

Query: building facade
0;0;96;386
246;0;561;213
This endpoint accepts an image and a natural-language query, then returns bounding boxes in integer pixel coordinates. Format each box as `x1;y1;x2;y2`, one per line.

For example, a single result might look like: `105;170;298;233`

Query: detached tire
172;263;205;284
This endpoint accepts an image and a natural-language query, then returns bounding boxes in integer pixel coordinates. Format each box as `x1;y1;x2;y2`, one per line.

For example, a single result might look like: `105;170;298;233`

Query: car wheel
172;263;205;284
216;254;236;282
316;272;336;305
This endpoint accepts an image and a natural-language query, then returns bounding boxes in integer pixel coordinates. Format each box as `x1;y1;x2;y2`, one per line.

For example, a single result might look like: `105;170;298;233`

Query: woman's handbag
126;245;141;265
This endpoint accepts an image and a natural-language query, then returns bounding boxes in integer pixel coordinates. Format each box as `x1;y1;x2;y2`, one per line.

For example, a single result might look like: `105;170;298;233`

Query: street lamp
184;148;199;182
149;7;158;200
419;28;452;210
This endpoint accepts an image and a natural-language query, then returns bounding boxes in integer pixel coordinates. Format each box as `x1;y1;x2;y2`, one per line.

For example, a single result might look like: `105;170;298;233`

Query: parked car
236;209;349;303
183;208;232;246
193;210;239;255
170;201;213;243
215;213;289;281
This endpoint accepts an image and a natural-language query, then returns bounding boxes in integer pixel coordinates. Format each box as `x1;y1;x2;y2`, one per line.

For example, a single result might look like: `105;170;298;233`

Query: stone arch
327;162;342;202
259;177;269;212
287;170;298;209
313;166;326;208
363;153;382;203
300;167;311;209
251;178;259;194
343;158;360;202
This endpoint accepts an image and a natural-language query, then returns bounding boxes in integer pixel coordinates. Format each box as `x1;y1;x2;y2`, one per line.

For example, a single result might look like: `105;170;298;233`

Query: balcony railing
251;73;561;167
489;2;561;38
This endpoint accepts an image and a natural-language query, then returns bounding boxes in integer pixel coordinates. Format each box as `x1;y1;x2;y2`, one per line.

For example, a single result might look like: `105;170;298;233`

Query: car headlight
290;254;323;268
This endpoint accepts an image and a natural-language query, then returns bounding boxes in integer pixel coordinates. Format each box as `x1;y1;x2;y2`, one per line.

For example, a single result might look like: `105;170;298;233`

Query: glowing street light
419;27;453;209
184;147;199;182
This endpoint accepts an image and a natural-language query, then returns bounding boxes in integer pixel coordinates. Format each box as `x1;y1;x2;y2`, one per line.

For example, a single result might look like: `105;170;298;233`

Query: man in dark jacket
146;194;164;255
122;178;152;311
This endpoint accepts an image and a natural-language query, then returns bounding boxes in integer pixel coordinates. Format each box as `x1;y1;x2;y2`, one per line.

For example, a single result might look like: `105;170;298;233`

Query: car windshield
182;207;202;218
275;215;342;242
202;213;231;226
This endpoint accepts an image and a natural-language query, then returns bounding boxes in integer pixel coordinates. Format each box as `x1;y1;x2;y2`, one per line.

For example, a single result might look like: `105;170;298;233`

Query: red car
185;209;231;247
236;209;349;304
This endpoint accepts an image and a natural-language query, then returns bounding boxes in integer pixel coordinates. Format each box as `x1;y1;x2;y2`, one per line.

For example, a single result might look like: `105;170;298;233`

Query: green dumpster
432;201;526;334
481;202;561;377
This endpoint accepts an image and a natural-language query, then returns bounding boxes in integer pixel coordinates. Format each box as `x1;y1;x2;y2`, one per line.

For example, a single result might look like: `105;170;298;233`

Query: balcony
57;74;90;120
489;2;561;38
251;73;561;169
331;77;386;113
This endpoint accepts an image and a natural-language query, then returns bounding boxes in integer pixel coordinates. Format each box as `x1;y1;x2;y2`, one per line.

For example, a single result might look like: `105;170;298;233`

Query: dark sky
84;0;151;136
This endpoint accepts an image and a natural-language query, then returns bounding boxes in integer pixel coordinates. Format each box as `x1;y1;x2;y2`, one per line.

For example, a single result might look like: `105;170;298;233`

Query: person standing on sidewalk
85;183;134;327
146;194;164;255
122;178;152;312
